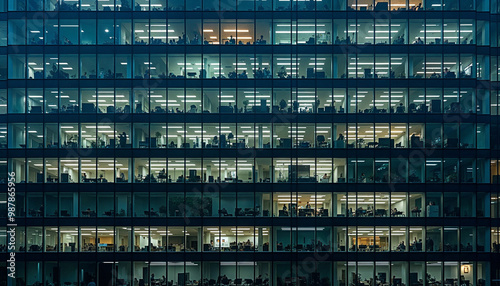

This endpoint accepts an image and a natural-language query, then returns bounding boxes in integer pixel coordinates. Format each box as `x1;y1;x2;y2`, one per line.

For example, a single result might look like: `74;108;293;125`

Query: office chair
316;135;327;148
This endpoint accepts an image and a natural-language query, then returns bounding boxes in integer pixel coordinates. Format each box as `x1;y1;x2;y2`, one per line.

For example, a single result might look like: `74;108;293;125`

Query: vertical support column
332;124;337;147
73;192;78;215
206;165;212;183
258;124;263;148
258;227;263;251
177;134;182;148
333;55;338;78
408;56;413;79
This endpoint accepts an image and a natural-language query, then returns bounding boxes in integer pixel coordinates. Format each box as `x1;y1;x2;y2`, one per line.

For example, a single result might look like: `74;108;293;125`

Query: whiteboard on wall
215;237;230;248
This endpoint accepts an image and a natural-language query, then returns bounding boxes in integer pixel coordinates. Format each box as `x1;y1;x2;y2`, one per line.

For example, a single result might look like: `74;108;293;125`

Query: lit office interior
4;120;491;151
4;87;490;115
5;259;491;286
0;226;493;284
0;189;493;218
2;0;500;285
3;0;492;11
4;156;492;184
4;17;487;46
8;52;488;80
1;225;493;253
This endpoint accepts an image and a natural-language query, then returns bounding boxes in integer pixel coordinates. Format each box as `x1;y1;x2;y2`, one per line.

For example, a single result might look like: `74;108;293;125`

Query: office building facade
1;0;500;285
